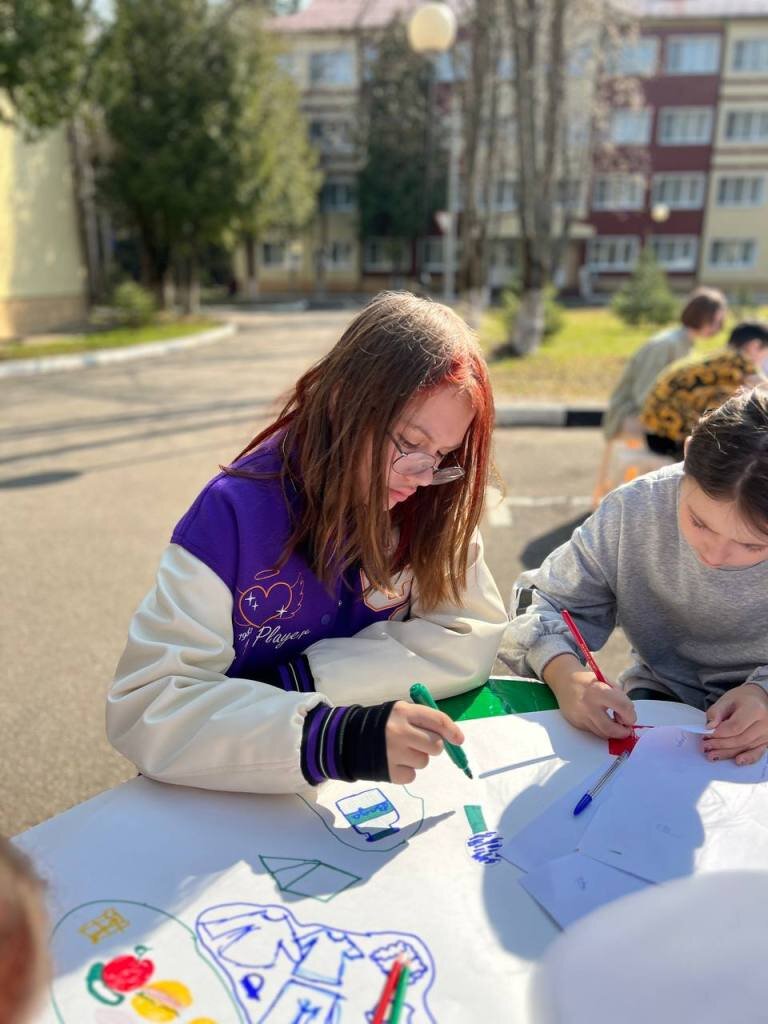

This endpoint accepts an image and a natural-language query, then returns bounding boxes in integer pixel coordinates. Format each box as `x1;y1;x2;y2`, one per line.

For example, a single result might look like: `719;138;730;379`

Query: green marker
409;683;474;779
388;962;411;1024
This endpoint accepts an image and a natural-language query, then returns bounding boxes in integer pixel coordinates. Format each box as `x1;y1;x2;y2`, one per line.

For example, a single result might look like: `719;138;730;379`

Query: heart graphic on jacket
238;574;304;628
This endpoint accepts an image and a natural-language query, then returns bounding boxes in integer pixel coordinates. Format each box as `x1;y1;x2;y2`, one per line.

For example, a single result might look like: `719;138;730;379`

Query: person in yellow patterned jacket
641;321;768;460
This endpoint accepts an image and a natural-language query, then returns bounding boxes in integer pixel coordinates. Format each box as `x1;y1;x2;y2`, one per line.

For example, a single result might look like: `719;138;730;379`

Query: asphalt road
1;309;630;836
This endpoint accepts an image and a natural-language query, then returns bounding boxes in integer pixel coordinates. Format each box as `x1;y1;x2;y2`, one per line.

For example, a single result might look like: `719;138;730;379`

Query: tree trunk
244;233;259;299
179;256;200;315
512;288;546;355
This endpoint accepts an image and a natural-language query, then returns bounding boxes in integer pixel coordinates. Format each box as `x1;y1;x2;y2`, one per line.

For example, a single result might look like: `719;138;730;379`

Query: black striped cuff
300;702;396;786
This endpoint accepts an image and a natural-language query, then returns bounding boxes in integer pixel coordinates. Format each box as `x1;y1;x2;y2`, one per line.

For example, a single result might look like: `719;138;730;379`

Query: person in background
602;287;727;442
641;321;768;460
0;837;49;1023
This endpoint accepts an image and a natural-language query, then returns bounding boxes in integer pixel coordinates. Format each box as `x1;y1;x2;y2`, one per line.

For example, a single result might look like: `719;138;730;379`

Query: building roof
632;0;768;17
270;0;766;34
269;0;469;34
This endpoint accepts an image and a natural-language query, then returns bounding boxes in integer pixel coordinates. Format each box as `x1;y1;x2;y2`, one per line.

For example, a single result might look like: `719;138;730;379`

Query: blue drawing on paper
335;789;400;843
195;903;436;1023
297;784;425;853
466;831;504;865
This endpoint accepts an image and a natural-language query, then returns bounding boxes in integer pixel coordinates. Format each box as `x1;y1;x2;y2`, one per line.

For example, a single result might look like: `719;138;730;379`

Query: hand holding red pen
540;611;636;740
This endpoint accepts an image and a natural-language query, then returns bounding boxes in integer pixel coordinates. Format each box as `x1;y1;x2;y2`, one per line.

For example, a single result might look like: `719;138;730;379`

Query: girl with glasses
108;292;507;793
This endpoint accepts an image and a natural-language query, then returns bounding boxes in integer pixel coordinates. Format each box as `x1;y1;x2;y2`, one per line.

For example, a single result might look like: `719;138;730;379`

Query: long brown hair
0;837;48;1024
228;291;495;609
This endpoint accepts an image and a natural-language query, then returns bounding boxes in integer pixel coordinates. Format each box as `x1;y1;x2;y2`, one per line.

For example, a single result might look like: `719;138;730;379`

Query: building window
665;35;720;75
708;239;757;269
657;107;713;145
605;37;659;76
609;109;652;145
308;119;354;154
276;52;300;81
724;109;768;143
651;174;706;209
362;238;409;272
586;236;639;271
715;176;765;207
309;50;354;87
732;38;768;73
491;238;518;270
327;240;354;269
494;179;517;211
261;243;286;268
557;179;582;210
319;181;356;212
592;174;645;211
422;237;445;271
650;236;698;271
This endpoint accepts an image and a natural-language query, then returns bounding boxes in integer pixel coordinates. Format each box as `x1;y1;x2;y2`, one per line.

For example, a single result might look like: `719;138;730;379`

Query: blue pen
573;751;629;816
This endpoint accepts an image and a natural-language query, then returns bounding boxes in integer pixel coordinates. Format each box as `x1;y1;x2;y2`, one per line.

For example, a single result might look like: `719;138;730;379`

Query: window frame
707;238;758;270
586;236;640;272
664;34;721;75
650;173;706;209
657;106;714;146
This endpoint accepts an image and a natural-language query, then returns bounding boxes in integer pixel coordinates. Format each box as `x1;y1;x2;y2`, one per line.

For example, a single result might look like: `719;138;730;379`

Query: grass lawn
0;318;219;361
481;305;767;403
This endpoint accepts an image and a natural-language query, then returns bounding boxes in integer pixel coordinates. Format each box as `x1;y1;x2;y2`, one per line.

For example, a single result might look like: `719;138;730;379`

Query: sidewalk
0;314;605;426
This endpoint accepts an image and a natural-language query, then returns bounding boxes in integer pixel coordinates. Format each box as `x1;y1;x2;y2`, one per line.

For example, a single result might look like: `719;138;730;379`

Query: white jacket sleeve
304;531;508;705
107;545;324;794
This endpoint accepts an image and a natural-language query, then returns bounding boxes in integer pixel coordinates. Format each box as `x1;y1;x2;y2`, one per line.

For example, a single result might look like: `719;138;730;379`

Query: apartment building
266;0;599;294
268;0;767;297
0;117;87;338
587;1;768;295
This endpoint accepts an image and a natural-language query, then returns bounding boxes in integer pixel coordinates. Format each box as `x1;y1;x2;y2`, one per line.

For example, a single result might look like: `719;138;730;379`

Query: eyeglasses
389;434;465;485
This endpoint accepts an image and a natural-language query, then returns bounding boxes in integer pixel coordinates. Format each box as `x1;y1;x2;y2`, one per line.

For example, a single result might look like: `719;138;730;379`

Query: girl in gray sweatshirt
504;387;768;767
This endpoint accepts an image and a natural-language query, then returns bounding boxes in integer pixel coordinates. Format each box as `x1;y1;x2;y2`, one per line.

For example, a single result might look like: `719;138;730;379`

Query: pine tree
612;247;678;326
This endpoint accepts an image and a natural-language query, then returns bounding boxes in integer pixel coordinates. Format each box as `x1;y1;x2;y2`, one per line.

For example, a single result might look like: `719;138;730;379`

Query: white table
18;702;708;1024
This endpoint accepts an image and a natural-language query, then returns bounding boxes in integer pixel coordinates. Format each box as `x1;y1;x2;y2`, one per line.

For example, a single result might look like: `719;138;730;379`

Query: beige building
0;112;87;338
262;0;596;295
700;18;768;293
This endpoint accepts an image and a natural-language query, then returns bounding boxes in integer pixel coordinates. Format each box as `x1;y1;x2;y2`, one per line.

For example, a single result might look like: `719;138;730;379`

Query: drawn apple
102;947;154;993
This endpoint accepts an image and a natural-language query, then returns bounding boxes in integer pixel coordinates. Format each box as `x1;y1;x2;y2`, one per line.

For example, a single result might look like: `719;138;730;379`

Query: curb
495;403;604;428
0;323;236;379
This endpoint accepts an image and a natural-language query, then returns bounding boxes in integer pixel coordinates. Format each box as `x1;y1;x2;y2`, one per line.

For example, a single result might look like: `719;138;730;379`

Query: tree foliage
358;21;447;260
0;0;89;132
95;0;315;306
611;246;678;326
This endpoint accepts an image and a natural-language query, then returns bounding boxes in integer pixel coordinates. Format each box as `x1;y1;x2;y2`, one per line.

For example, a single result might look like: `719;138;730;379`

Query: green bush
500;283;564;341
113;281;156;327
611;247;678;326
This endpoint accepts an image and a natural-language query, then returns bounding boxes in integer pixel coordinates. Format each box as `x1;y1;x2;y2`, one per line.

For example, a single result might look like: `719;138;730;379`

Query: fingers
405;705;464;746
709;705;759;740
736;745;767;767
599;686;637;726
703;720;768;758
389;764;417;785
589;713;633;740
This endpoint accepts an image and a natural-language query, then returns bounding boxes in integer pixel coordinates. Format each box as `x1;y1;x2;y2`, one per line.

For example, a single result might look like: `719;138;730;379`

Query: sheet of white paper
519;852;649;929
501;760;617;872
502;721;710;873
579;726;768;883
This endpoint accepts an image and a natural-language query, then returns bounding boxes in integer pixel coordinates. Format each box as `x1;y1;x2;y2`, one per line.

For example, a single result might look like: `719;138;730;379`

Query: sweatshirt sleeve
303;530;508;706
501;504;620;680
107;545;333;794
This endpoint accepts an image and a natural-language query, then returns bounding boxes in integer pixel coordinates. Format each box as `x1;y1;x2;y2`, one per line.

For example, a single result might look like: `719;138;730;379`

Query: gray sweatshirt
602;324;693;439
502;464;768;710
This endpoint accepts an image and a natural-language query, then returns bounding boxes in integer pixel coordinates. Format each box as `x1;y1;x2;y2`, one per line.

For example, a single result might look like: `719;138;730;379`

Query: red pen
372;956;404;1024
561;610;607;683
